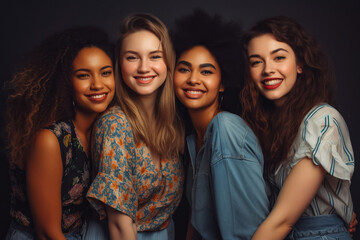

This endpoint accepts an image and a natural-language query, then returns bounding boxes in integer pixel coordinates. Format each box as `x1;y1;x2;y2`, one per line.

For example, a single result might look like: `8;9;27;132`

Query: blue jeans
6;216;107;240
83;216;174;240
138;219;175;240
287;215;351;240
6;221;84;240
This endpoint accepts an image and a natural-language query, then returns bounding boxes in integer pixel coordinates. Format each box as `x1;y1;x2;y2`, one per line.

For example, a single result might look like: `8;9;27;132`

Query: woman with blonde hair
87;13;184;240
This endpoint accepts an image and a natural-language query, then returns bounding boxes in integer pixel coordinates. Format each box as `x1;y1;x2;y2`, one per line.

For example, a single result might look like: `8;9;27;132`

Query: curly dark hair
172;8;244;133
6;26;114;165
240;16;334;175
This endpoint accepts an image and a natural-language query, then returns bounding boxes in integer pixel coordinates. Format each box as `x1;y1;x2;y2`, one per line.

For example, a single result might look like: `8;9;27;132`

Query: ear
297;65;303;74
219;83;225;92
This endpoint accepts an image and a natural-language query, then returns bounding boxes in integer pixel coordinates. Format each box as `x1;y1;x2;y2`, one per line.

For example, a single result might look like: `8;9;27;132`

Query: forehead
121;30;162;52
178;46;219;66
73;47;111;66
247;34;293;55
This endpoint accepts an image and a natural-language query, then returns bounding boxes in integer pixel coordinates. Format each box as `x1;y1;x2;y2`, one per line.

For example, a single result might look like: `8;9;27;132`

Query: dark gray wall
1;0;359;238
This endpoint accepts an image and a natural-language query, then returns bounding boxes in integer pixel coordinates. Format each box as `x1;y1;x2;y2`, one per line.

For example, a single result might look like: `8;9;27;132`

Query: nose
138;59;150;73
90;75;104;90
262;61;275;76
186;72;200;85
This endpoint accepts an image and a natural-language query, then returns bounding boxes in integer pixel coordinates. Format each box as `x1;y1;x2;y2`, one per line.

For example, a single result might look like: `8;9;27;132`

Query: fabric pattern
274;104;354;225
9;119;91;233
87;106;184;232
186;111;269;239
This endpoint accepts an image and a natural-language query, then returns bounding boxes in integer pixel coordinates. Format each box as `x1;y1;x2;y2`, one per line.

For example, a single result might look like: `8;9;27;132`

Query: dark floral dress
9;119;91;233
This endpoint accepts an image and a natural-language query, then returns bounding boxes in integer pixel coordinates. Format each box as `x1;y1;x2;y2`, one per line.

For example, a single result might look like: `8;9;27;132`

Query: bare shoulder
26;129;62;172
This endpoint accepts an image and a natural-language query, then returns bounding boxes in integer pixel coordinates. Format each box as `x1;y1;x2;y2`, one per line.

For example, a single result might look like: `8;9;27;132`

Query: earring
219;92;224;107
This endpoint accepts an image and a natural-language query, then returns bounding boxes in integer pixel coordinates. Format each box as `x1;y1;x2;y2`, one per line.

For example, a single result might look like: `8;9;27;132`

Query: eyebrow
73;65;112;73
200;63;216;69
177;60;191;67
271;48;289;54
248;48;289;59
177;61;216;69
123;50;163;55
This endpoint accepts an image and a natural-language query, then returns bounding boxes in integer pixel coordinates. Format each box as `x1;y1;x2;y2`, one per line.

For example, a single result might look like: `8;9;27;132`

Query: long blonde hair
115;13;184;156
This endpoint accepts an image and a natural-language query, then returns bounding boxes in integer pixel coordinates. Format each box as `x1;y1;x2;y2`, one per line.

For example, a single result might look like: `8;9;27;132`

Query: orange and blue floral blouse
87;106;184;232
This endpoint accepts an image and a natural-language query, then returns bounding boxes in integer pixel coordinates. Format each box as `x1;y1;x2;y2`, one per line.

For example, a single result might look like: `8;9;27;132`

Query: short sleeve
87;107;137;221
292;105;354;181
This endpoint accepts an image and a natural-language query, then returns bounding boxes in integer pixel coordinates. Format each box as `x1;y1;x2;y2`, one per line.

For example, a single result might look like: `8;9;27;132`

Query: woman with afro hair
172;9;269;239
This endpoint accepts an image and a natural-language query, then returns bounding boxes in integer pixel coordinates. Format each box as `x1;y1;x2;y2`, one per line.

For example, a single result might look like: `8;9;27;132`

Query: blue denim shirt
185;112;269;239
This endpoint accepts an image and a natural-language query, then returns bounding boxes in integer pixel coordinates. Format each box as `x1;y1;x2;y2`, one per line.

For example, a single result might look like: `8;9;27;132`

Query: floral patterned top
87;106;184;232
9;119;91;233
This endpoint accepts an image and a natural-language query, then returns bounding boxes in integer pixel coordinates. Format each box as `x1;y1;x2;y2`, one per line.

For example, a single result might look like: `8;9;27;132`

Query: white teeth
136;77;153;81
186;90;203;94
90;94;106;99
264;79;282;86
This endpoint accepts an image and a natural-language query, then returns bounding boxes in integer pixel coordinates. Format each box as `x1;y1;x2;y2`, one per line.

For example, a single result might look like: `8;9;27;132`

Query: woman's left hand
349;212;358;238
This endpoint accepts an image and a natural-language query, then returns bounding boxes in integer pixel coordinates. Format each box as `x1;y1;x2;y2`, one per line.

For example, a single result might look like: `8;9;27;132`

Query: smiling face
247;34;302;107
174;46;223;113
120;30;167;99
72;47;115;115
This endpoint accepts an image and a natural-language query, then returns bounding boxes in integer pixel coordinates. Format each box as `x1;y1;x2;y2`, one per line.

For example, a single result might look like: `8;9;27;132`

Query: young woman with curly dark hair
172;9;269;239
6;26;115;239
240;16;355;239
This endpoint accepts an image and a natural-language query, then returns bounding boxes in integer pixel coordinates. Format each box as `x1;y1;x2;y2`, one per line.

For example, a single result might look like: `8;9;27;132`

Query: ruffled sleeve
87;106;137;221
292;105;354;181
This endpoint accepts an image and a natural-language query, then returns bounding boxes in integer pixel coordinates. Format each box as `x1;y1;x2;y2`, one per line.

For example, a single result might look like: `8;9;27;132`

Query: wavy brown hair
240;16;334;176
115;13;184;156
6;26;114;166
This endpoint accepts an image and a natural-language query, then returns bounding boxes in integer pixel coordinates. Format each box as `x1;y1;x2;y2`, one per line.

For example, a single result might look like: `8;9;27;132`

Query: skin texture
174;45;223;148
72;47;115;119
107;30;168;240
247;34;302;107
120;30;167;100
27;47;114;239
251;158;326;240
247;35;329;240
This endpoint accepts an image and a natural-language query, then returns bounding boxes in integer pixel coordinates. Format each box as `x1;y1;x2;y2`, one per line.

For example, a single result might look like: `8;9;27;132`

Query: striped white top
274;104;354;225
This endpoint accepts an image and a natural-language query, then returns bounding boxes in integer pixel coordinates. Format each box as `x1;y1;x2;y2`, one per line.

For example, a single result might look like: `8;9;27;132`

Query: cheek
121;63;134;83
249;68;261;82
154;61;167;76
173;73;185;89
72;80;87;93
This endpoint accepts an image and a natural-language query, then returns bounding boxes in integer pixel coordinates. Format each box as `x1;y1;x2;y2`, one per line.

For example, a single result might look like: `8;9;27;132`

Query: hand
349;212;358;238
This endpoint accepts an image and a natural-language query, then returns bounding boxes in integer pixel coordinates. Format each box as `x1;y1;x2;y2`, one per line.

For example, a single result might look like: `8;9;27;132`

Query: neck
138;94;157;122
73;110;98;144
188;104;221;151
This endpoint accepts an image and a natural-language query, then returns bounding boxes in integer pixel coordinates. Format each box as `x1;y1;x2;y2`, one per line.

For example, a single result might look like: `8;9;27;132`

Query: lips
262;78;283;90
86;93;108;102
183;88;205;98
134;75;156;84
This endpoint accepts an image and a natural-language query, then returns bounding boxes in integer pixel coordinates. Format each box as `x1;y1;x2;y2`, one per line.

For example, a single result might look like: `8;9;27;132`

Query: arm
106;206;137;240
26;129;66;240
252;157;326;240
211;157;269;239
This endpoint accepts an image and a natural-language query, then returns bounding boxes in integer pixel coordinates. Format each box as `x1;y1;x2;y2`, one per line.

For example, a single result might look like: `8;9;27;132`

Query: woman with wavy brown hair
6;27;115;239
86;13;184;240
240;16;355;239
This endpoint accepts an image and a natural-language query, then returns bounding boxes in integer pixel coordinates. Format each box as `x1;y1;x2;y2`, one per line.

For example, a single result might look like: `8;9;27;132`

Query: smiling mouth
262;79;283;89
183;89;205;98
87;93;108;102
135;76;156;84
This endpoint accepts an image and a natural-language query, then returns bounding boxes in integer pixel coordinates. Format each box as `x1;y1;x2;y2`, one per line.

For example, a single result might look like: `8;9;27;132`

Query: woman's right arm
26;129;66;240
106;206;137;240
